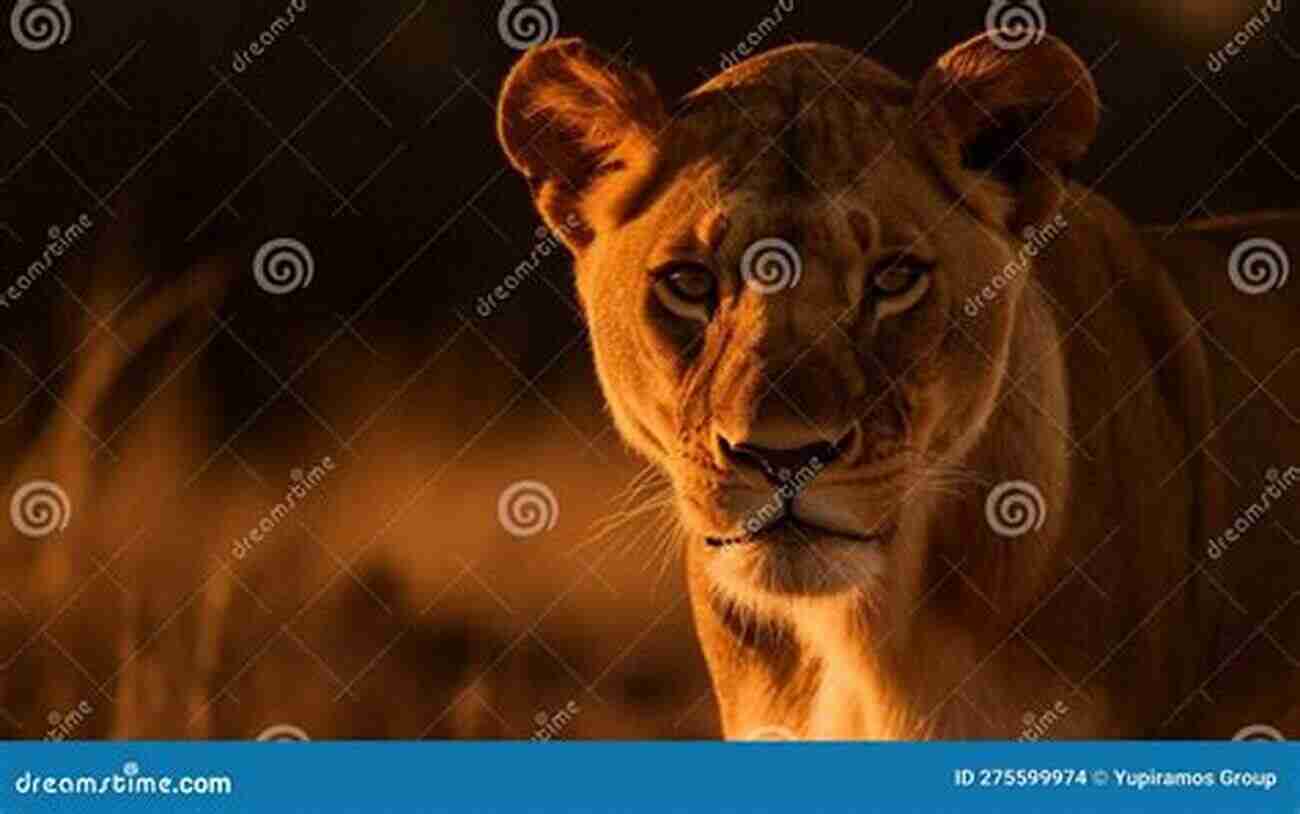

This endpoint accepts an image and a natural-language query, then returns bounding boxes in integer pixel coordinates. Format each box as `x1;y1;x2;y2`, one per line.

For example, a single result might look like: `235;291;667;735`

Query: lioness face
500;38;1099;598
573;119;1024;598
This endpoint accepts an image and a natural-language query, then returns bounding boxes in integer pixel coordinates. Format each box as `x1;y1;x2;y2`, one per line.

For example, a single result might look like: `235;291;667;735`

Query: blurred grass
0;243;717;740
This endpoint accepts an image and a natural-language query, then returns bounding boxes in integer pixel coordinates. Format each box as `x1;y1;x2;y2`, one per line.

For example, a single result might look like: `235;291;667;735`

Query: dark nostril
719;438;772;474
719;435;844;483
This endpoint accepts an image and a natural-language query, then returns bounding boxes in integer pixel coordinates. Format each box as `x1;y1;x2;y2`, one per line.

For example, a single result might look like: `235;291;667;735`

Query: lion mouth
705;513;897;548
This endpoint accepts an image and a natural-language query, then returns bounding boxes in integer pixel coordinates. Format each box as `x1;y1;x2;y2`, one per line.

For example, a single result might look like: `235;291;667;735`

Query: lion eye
664;265;716;302
653;263;717;320
870;257;932;318
873;262;925;296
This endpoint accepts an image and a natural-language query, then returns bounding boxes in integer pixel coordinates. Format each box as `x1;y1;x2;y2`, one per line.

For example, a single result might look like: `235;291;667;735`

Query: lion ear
914;33;1100;230
497;39;666;250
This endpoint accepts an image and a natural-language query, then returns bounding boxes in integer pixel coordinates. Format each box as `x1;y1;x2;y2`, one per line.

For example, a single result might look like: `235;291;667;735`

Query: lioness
497;33;1300;739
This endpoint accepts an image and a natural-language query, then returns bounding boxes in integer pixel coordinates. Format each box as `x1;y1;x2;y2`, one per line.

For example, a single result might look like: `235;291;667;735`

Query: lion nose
718;429;855;484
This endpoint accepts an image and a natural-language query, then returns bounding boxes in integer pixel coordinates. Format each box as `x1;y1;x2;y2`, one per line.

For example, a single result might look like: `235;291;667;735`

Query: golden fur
498;34;1300;739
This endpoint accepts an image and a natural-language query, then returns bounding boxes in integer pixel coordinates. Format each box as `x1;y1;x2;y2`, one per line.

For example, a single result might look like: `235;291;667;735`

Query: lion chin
499;32;1300;740
683;466;913;600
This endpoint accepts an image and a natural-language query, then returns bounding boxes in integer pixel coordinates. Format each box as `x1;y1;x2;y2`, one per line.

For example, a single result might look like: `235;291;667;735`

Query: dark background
0;1;1295;739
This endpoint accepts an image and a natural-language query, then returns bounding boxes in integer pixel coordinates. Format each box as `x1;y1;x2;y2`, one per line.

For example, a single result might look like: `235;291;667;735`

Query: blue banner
0;741;1294;813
